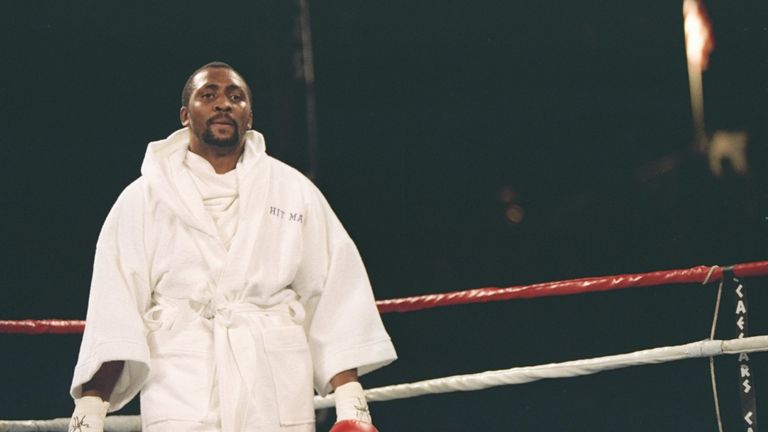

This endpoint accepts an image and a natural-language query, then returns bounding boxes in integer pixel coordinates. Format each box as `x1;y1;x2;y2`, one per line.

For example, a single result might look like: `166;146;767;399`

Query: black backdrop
1;0;768;430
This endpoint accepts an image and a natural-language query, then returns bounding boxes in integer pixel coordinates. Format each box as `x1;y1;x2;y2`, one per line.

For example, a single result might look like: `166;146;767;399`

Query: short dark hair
181;61;252;107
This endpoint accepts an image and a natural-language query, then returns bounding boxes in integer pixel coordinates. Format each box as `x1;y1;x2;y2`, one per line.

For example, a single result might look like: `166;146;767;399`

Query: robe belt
212;299;306;432
144;295;306;432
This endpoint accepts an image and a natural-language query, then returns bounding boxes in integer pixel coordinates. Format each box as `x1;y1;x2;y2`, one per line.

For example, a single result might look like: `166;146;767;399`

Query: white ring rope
2;334;766;432
319;334;768;408
0;416;138;432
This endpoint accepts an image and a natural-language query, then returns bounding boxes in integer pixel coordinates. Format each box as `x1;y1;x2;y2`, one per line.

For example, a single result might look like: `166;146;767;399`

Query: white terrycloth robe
70;128;397;432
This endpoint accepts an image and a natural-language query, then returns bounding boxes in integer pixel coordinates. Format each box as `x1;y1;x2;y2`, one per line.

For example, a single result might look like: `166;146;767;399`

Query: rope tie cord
705;267;725;432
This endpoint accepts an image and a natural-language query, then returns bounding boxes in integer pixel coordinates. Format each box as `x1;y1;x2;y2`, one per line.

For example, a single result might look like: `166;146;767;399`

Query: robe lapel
215;152;272;298
168;148;223;242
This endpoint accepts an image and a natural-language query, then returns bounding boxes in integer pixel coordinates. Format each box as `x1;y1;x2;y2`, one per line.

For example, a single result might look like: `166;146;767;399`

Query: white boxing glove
69;396;109;432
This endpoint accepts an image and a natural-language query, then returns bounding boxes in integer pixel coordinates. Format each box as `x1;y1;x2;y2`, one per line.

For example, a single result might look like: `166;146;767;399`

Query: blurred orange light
683;0;714;70
505;205;525;224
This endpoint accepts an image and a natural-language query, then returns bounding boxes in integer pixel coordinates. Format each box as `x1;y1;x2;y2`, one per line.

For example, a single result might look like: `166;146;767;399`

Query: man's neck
188;141;245;174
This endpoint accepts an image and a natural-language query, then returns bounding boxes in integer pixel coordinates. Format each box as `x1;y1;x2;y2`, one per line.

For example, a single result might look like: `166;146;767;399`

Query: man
69;62;397;432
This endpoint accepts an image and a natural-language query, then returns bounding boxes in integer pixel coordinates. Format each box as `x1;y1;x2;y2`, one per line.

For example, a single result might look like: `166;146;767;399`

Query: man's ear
180;106;190;127
247;111;253;129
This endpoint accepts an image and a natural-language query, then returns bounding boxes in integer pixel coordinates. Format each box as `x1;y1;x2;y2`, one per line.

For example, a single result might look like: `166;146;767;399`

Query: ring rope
0;416;138;432
2;335;766;432
3;260;768;334
317;335;768;408
0;320;84;335
376;261;768;313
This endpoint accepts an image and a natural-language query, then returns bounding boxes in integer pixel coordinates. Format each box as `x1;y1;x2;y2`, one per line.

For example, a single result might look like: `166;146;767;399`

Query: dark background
1;0;768;430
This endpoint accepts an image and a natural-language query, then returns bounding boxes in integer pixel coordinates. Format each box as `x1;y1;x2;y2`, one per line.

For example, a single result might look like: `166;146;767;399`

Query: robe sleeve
295;183;397;396
70;181;152;412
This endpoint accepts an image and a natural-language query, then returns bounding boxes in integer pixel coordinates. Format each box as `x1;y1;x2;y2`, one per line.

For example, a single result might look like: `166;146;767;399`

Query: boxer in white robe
69;62;396;432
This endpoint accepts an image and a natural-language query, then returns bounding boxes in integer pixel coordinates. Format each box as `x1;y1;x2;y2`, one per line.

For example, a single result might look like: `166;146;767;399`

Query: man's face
180;67;253;149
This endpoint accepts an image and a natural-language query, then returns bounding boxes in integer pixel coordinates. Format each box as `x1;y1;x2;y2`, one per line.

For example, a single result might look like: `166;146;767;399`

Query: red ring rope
0;319;85;335
377;260;768;313
3;261;768;334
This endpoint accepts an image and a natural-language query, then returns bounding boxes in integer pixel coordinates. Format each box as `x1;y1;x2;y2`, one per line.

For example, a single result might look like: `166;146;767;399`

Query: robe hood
140;127;267;235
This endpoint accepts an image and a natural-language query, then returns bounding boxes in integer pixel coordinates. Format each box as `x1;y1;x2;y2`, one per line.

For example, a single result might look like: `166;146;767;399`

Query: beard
202;123;241;148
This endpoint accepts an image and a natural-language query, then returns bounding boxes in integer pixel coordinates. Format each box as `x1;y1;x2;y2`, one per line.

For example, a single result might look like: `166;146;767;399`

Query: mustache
207;114;236;126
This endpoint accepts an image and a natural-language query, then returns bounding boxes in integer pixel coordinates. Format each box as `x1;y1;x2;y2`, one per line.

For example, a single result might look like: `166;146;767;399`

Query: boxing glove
329;419;380;432
69;396;109;432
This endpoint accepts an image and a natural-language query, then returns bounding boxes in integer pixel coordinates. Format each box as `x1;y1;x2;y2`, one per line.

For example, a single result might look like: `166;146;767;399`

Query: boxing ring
1;261;766;431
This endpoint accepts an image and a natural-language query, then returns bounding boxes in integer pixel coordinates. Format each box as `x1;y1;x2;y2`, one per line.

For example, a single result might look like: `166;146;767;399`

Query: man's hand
69;396;109;432
330;381;379;432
